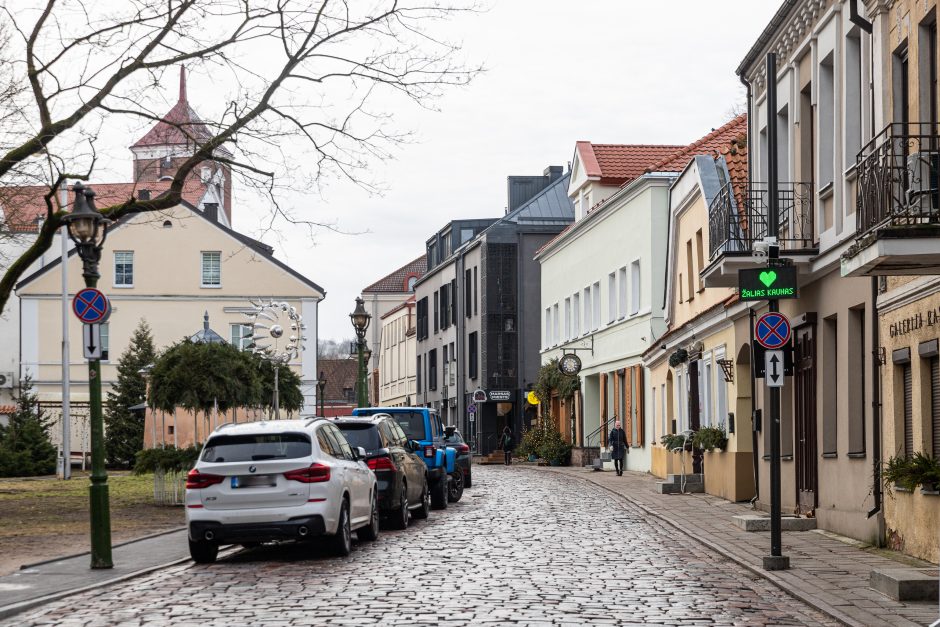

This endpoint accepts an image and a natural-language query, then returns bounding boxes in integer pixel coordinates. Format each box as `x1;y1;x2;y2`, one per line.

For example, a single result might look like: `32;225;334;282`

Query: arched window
406;275;418;292
162;220;173;228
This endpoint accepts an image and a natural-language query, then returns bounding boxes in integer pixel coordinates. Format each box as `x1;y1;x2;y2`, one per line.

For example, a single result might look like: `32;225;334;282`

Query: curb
542;467;867;627
18;526;186;571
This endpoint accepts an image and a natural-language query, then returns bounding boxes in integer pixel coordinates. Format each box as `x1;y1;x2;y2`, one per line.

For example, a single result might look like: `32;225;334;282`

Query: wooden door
794;324;818;514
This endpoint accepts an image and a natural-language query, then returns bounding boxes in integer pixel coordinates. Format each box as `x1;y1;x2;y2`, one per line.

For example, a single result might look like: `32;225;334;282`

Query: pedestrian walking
500;426;515;465
609;419;627;476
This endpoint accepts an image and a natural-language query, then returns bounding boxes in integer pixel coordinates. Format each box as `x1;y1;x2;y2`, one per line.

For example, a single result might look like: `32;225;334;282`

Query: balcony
842;123;940;277
702;181;817;287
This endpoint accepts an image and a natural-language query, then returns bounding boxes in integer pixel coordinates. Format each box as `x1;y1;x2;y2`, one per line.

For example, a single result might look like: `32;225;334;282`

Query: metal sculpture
244;299;306;418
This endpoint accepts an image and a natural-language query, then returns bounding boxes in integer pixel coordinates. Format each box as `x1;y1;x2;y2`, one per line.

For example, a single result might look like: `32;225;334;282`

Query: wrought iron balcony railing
856;122;940;236
708;181;815;259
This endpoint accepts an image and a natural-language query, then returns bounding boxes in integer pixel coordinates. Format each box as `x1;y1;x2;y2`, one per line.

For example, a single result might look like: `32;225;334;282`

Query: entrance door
794;324;818;514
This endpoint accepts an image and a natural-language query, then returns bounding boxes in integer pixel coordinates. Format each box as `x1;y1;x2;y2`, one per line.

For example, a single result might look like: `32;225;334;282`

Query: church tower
129;67;233;222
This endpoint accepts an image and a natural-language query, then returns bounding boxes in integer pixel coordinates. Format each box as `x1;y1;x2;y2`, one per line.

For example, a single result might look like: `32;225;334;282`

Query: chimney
138;189;151;201
204;202;218;222
544;165;563;182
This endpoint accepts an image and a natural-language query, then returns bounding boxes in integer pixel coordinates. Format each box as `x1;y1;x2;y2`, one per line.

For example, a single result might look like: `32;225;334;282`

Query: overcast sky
106;1;781;340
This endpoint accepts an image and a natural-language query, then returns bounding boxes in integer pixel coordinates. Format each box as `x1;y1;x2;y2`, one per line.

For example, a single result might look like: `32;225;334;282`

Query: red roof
644;113;748;175
1;178;207;233
131;67;221;151
362;255;427;294
380;295;416;320
0;405;14;415
574;142;683;186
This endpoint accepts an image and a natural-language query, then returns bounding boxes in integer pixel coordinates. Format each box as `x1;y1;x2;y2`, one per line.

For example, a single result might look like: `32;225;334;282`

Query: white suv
185;418;378;563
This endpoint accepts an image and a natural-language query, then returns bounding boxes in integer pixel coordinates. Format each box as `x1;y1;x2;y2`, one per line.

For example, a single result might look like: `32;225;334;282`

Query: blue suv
353;407;456;509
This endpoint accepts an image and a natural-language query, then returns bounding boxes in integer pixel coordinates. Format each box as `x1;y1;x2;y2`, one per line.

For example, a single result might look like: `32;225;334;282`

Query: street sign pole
764;51;789;572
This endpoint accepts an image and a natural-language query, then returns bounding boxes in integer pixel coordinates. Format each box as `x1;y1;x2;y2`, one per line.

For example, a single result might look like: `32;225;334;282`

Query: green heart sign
759;270;777;288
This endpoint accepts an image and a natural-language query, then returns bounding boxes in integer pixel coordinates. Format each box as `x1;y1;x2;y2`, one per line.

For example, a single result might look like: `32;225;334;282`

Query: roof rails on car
304;416;328;427
213;422;236;432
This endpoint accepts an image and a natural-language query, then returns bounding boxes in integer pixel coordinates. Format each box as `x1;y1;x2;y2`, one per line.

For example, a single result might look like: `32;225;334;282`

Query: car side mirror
409;440;420;452
355;446;367;460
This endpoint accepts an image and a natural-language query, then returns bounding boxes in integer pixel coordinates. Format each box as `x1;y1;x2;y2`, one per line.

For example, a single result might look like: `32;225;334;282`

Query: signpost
467;403;476;422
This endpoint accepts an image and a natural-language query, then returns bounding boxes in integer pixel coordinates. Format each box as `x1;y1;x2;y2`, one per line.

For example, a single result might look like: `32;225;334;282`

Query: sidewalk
0;528;190;621
545;466;939;627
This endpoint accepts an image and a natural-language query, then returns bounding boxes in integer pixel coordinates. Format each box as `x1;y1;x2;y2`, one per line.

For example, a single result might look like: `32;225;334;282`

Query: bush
134;446;201;475
0;375;57;477
659;433;689;451
883;452;940;493
692;426;728;451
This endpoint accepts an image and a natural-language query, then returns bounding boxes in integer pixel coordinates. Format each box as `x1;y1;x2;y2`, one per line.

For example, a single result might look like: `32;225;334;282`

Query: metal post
273;365;280;419
60;182;71;480
357;340;367;408
763;52;789;572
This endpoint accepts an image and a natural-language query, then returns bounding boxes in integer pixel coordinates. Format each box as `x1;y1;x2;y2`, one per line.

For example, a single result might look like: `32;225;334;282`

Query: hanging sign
738;267;798;301
487;390;512;402
526;391;540;405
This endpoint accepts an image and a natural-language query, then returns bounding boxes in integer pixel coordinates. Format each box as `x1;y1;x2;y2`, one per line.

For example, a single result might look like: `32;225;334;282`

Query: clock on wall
558;353;582;376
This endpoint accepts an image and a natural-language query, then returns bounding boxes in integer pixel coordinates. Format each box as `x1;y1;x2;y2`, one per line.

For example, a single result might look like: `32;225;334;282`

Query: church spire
179;65;187;104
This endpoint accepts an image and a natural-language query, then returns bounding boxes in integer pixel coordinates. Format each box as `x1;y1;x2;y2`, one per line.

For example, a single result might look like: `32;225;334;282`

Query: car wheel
465;469;472;488
326;499;352;557
412;478;431;520
358;493;380;541
430;475;448;510
447;469;464;503
388;482;409;530
189;539;218;564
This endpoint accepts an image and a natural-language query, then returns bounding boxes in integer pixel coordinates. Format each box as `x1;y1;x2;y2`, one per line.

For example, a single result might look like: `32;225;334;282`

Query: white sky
102;1;782;340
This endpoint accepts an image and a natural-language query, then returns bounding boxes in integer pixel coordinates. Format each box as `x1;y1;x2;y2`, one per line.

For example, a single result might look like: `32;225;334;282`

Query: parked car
185;418;378;563
442;426;472;491
332;414;430;529
352;407;456;509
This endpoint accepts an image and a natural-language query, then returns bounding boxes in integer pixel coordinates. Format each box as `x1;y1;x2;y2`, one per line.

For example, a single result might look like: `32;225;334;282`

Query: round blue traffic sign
72;288;111;324
755;312;791;350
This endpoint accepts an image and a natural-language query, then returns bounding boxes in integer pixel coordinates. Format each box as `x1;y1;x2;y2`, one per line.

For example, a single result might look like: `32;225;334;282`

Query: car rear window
442;431;464;444
335;424;382;452
391;411;429;441
201;433;311;463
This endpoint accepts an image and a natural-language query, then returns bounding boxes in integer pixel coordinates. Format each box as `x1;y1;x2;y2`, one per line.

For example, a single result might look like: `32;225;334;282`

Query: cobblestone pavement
7;467;840;626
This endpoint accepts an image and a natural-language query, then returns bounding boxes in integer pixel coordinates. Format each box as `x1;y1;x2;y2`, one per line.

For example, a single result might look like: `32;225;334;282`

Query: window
544;307;552;348
465;269;472;318
416;355;422;393
416;297;429;340
460;228;474;244
848;307;866;455
469;332;478;380
433;291;439;334
903;362;913;457
428;349;438;391
592;282;601;330
114;251;133;286
846;29;863;167
715;351;728;428
407;276;417;292
473;266;478;316
822;315;838;456
618;267;627;319
703;357;713;427
819;52;835;188
573;292;581;337
564;297;571;341
552;303;560;346
451;279;457;325
583;287;591;334
630;260;641;315
100;323;110;361
230;324;252;350
608;272;616;323
685;240;694;301
440;284;449;330
695;230;704;293
201;251;221;287
931;356;940;458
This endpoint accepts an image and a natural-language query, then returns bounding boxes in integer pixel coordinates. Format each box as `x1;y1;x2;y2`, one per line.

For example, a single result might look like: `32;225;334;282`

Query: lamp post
62;182;113;570
316;371;327;417
349;297;371;408
362;342;373;406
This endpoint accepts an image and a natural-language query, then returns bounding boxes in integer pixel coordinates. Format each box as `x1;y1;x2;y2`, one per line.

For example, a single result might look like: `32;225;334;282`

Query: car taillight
423;445;435;458
367;455;396;471
283;463;331;483
456;444;470;453
185;469;224;490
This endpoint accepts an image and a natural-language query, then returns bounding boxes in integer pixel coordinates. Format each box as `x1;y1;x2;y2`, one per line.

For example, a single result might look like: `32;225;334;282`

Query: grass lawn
0;471;183;575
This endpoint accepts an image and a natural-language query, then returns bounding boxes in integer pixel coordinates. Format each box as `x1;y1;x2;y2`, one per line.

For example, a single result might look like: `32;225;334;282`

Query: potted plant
882;452;940;494
692;426;728;452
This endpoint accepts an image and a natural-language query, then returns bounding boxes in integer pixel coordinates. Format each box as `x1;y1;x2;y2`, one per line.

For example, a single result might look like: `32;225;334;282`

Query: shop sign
487;390;512;402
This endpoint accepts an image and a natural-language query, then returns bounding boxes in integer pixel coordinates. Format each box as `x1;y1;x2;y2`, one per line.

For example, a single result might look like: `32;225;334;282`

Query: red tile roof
1;178;207;233
317;358;359;402
131;68;216;149
644;113;748;175
362;255;427;294
0;405;14;415
574;141;683;185
380;295;416;320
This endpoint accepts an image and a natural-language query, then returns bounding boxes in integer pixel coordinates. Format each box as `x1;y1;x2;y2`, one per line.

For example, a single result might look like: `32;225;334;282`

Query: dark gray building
414;166;574;453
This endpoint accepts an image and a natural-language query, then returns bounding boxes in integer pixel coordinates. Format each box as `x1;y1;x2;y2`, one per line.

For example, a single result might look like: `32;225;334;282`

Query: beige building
839;0;940;563
378;297;417;407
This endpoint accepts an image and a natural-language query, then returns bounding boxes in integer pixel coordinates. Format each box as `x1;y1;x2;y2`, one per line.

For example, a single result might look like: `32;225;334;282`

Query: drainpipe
867;277;882;521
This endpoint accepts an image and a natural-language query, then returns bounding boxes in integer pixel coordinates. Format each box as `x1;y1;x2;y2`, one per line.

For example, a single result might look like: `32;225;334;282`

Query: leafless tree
0;0;480;315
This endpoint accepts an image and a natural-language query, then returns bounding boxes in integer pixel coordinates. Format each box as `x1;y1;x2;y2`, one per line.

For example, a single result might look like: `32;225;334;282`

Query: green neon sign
738;266;798;301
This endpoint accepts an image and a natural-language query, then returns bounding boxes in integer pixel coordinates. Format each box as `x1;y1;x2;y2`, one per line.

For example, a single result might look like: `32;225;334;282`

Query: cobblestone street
6;466;840;626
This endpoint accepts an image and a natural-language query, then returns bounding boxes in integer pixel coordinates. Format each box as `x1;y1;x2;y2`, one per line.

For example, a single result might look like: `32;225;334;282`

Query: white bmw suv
185;418;378;563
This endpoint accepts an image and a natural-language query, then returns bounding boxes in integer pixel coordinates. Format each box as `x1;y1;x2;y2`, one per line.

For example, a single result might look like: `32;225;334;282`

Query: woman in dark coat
500;426;515;465
609;419;627;476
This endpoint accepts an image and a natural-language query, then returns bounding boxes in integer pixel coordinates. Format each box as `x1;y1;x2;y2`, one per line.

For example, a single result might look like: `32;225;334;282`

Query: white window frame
230;323;252;350
113;251;134;287
573;292;580;337
715;347;728;429
630;259;641;315
544;307;552;349
100;322;110;362
201;251;222;288
583;287;592;335
618;266;627;319
552;303;560;347
607;272;616;324
564;297;571;342
592;281;601;330
702;354;713;428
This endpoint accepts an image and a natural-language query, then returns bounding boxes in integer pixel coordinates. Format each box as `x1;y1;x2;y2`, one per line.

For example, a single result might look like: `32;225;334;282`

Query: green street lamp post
349;297;371;408
316;371;327;416
62;182;113;569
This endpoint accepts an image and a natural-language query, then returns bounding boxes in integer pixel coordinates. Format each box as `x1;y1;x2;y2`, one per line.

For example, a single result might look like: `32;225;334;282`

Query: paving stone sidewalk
544;466;939;627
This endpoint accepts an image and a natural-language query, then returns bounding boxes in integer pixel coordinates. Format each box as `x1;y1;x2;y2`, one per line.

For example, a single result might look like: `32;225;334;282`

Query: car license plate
231;475;276;489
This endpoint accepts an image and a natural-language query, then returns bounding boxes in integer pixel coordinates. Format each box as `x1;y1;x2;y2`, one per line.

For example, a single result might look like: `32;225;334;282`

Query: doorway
794;323;818;514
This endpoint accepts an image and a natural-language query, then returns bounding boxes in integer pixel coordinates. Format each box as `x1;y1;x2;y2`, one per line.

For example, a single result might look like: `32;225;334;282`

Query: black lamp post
349;297;371;408
62;182;113;570
316;371;327;417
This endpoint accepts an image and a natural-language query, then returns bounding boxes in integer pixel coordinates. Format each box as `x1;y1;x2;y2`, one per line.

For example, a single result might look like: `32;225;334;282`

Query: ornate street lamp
62;182;113;570
349;297;371;407
316;371;327;417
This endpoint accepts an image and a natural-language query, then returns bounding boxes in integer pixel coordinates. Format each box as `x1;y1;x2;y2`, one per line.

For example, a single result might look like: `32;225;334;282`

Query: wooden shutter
636;367;645;446
903;363;913;457
932;357;940;457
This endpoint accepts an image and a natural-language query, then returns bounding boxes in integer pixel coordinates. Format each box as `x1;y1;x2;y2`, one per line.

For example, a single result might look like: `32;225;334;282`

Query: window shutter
932;357;940;457
903;363;913;457
636;367;645;446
